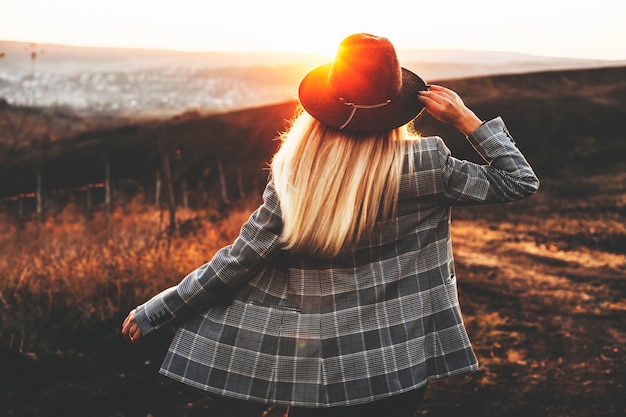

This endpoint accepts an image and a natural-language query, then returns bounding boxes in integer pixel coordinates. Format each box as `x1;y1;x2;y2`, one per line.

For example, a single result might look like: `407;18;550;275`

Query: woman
122;33;539;416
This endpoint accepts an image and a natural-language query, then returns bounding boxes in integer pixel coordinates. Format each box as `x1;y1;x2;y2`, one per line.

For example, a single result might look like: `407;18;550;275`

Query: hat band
338;97;393;130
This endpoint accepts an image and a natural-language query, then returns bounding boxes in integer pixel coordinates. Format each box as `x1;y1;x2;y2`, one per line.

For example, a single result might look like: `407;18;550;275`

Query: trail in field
420;217;626;417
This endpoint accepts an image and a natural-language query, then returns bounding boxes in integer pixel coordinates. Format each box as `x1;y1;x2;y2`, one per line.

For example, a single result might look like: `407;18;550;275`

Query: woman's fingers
419;85;455;107
128;326;142;343
419;88;454;119
124;323;139;342
127;325;136;342
122;313;131;328
418;85;481;134
121;309;141;342
421;85;453;100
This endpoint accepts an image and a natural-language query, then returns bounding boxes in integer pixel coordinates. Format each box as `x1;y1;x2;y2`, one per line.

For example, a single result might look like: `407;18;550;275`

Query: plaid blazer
135;117;539;407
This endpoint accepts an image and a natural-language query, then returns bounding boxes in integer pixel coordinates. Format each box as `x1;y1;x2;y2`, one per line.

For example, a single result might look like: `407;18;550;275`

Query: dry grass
0;196;259;353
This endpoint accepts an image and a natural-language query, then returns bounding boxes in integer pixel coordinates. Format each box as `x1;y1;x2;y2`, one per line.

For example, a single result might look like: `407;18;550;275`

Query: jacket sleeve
134;177;284;335
439;117;539;204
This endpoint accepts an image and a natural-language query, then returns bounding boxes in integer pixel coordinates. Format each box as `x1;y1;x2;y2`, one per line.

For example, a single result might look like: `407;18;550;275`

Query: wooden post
218;160;229;205
104;158;111;224
36;167;42;236
158;135;176;248
86;185;92;220
14;194;24;241
17;195;24;231
181;179;188;209
236;165;245;200
155;170;162;207
174;148;188;209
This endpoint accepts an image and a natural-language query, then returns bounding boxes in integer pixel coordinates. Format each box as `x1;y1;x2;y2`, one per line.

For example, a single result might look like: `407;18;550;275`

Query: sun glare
271;36;339;60
1;1;412;58
2;0;626;60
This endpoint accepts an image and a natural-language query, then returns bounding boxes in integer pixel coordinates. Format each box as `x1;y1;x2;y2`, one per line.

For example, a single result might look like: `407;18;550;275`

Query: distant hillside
2;40;624;117
0;102;296;199
0;65;625;200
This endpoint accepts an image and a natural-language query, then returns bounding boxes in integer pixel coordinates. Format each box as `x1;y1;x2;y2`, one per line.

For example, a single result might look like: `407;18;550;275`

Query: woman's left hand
418;85;483;135
121;309;142;343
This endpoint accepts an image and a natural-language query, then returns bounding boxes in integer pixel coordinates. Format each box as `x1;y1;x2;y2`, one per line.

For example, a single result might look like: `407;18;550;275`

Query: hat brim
298;63;427;132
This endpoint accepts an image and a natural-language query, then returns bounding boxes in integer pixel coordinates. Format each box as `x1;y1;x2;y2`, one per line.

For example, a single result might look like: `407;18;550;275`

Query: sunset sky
1;0;625;60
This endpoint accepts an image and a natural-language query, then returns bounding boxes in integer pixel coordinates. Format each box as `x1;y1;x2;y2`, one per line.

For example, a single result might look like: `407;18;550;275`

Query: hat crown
297;33;425;132
327;34;403;105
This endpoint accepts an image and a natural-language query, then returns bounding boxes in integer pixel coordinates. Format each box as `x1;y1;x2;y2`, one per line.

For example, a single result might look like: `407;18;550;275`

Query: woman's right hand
418;85;483;135
121;309;142;343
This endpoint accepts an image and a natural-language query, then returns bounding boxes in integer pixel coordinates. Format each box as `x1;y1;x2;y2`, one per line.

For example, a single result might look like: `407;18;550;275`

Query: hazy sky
1;0;625;60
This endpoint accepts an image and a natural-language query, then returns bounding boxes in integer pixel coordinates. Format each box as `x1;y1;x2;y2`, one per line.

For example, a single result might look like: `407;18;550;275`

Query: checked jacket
134;117;539;407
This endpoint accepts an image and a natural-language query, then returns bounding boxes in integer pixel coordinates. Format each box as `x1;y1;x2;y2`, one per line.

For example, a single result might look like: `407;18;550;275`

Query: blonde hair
271;110;418;257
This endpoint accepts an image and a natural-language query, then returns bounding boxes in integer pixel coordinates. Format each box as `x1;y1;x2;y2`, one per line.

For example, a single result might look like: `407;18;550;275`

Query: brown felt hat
298;33;427;132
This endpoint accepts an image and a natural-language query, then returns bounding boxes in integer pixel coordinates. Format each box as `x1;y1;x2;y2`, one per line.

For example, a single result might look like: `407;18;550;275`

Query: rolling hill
0;65;625;201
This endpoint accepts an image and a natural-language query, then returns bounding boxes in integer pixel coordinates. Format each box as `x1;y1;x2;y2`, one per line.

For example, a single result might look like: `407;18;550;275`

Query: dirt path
417;215;626;416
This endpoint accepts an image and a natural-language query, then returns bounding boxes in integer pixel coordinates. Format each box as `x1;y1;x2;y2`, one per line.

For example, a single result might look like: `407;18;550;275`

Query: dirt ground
1;176;625;417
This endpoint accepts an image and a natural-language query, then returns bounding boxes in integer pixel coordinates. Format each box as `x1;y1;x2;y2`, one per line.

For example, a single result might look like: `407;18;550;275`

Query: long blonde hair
271;109;417;257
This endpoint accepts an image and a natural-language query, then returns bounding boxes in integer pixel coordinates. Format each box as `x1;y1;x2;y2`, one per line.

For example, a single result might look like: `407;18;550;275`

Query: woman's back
155;117;537;406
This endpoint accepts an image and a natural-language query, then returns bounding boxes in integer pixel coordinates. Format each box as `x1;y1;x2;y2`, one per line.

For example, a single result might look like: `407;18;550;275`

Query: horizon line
2;38;625;63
